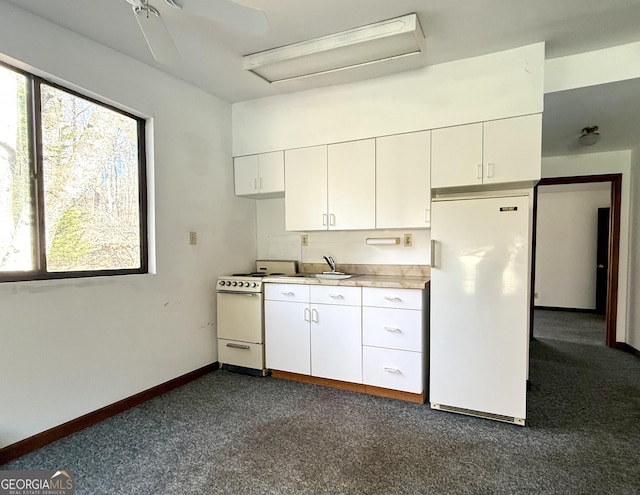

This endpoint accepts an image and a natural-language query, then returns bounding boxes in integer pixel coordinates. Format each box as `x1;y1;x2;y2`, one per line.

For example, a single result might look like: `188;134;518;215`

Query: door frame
530;173;622;347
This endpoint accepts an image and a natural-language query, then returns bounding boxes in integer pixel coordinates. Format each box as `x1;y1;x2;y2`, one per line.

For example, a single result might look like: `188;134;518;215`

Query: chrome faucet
323;256;337;272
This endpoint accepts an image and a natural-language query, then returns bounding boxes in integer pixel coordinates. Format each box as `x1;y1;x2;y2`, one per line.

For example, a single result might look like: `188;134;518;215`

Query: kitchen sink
313;273;353;280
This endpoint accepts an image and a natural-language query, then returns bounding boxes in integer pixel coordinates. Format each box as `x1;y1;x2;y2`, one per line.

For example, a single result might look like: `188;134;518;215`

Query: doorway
531;174;622;348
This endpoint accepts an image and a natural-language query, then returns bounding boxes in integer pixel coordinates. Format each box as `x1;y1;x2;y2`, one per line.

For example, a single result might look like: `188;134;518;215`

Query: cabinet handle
311;308;319;323
329;293;344;299
384;366;401;374
476;164;483;180
329;213;336;226
226;343;250;350
322;213;328;226
303;307;311;322
486;163;495;178
281;291;295;296
253;178;258;190
384;296;402;302
384;326;401;333
424;208;431;224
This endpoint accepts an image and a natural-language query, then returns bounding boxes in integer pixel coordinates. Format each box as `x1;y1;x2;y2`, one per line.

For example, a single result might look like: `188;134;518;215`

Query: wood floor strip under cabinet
270;370;425;404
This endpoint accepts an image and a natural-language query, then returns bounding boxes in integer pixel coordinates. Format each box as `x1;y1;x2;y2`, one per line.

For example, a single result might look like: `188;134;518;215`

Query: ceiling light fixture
578;125;601;146
243;13;425;84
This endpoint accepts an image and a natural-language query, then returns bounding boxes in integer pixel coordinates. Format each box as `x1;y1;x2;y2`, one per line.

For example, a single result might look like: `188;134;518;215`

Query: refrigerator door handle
431;239;439;268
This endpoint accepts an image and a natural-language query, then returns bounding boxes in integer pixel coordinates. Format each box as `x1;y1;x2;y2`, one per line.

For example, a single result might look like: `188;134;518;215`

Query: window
0;61;147;281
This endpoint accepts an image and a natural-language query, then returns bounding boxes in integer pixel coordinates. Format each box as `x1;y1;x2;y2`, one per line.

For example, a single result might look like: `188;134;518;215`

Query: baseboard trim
534;305;598;314
0;362;219;466
616;342;640;358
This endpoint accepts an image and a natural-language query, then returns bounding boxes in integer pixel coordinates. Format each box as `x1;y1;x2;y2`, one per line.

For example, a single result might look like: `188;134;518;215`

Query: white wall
629;146;640;350
233;43;545;156
256;198;430;265
0;3;257;449
541;151;631;342
535;183;611;309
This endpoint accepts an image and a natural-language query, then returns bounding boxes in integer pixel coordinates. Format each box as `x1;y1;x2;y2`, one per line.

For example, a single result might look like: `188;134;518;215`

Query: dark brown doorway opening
531;174;622;348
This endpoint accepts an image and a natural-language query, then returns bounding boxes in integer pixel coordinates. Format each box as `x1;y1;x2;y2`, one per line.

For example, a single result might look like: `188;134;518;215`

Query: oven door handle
217;291;259;295
226;343;250;350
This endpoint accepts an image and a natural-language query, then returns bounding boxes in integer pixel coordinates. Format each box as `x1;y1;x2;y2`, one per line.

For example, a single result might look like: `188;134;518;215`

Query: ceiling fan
125;0;269;64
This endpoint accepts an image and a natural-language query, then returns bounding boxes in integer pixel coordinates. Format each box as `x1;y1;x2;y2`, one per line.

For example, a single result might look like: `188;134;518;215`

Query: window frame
0;61;148;283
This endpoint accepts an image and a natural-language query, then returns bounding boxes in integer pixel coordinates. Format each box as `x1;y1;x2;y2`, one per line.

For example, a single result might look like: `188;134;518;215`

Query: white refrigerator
429;194;531;425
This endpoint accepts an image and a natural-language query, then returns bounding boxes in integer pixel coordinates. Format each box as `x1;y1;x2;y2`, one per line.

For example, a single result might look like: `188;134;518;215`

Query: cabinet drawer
362;287;423;310
218;339;265;370
363;346;423;394
363;307;422;352
310;285;361;306
265;283;309;302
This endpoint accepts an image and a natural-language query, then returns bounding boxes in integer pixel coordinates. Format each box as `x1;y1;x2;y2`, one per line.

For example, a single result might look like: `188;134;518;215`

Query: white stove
216;260;297;375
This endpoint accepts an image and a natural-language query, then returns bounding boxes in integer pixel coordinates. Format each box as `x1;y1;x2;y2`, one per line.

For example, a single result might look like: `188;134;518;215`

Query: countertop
262;274;430;289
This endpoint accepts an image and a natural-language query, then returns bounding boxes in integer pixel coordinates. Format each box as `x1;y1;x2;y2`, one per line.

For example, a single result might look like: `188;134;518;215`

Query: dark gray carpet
4;311;640;494
534;309;606;346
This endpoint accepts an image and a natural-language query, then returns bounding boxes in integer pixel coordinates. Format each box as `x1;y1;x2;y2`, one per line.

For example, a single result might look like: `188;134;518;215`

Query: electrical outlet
403;234;412;247
301;234;308;247
189;231;197;245
534;292;539;299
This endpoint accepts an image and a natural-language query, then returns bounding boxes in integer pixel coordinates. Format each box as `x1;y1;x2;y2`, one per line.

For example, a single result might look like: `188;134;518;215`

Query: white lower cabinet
264;284;311;375
363;346;423;393
264;299;311;375
265;284;362;383
265;283;426;398
311;303;362;383
362;287;426;395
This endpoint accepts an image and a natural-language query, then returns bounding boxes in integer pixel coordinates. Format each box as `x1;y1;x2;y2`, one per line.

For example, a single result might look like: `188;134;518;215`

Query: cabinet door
258;151;284;194
233;155;259;196
285;146;328;231
376;131;431;228
310;304;362;383
431;123;483;188
483;114;542;185
327;139;375;230
265;300;310;375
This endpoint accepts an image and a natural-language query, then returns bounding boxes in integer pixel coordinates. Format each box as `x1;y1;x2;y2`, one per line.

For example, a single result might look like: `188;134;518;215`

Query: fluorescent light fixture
243;13;425;83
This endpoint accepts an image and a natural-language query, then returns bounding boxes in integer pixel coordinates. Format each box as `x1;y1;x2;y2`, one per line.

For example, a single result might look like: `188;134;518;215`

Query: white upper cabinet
285;140;375;231
284;145;328;231
431;123;483;188
328;139;376;230
376;130;431;229
234;151;284;198
431;114;541;189
482;114;542;185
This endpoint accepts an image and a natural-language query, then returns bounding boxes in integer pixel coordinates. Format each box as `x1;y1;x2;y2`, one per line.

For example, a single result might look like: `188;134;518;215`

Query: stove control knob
233;281;238;286
218;280;224;286
252;282;258;288
239;282;246;287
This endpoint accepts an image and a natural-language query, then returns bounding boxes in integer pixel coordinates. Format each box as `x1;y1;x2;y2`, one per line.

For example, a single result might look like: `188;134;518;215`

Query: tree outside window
0;62;147;281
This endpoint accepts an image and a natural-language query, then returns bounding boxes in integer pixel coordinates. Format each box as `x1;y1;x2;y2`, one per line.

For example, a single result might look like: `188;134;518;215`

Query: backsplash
257;198;432;265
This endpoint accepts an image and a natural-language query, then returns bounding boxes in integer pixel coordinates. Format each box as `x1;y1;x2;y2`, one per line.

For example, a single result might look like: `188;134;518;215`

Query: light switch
189;231;197;245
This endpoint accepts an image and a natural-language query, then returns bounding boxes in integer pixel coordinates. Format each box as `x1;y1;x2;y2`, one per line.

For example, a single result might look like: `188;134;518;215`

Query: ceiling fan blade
133;7;181;64
181;0;269;35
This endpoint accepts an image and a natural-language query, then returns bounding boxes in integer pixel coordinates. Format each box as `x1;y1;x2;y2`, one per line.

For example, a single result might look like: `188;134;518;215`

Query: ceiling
5;0;640;155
